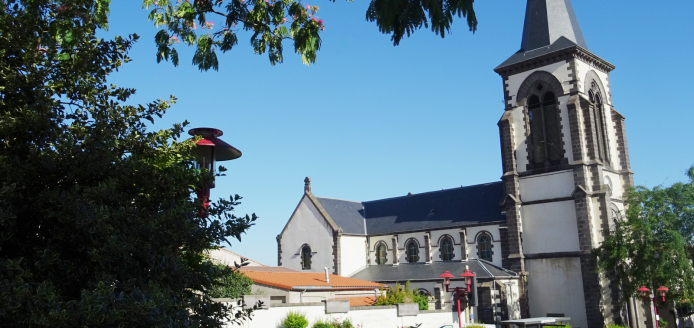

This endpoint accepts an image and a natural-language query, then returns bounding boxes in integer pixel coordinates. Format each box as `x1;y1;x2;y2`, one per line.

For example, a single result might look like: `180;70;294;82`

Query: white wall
281;195;335;272
505;62;570;107
603;171;624;200
340;236;367;277
519;170;574;203
521;201;580;254
226;302;495;328
465;225;502;267
526;258;588;328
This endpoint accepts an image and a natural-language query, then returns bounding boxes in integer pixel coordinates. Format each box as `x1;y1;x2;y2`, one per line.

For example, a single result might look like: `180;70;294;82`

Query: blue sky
103;1;693;266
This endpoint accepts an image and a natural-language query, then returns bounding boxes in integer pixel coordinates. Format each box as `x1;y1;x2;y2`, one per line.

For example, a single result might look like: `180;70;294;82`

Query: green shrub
466;325;487;328
658;318;668;328
311;318;355;328
281;311;309;328
207;264;254;298
373;281;429;310
606;324;629;328
312;323;331;328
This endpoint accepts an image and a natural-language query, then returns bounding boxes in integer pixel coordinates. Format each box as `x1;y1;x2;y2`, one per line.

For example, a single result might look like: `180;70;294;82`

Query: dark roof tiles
350;260;518;282
497;0;588;70
314;182;505;236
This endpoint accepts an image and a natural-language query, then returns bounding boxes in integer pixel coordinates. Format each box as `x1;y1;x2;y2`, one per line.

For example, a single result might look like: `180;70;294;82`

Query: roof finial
304;177;311;193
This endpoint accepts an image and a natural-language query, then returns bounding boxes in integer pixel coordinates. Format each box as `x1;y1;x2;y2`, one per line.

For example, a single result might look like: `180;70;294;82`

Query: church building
276;1;650;327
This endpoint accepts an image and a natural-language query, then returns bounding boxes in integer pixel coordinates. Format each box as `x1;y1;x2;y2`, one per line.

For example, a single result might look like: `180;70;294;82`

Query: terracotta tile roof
240;266;298;273
334;296;376;306
242;271;383;291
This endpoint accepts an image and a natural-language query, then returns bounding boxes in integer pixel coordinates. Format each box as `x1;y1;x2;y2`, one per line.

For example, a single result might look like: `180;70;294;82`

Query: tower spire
496;0;590;71
520;0;587;52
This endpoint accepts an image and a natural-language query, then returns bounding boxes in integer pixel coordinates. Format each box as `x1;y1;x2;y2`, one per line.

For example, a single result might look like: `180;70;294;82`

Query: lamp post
188;128;241;213
439;267;476;328
637;286;669;328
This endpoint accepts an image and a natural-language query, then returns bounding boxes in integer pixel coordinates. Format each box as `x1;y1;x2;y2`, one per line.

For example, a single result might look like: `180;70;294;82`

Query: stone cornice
495;46;615;78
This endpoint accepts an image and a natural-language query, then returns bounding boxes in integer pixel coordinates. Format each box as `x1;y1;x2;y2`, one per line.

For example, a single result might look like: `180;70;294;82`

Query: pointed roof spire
521;0;587;52
496;0;590;72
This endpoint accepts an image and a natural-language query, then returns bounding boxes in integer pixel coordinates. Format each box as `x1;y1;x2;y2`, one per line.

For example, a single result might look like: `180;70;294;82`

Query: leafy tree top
595;165;694;304
143;0;477;70
0;0;257;326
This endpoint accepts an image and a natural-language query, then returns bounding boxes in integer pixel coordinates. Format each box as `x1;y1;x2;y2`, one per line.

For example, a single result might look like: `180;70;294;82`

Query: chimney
324;267;330;284
304;177;311;193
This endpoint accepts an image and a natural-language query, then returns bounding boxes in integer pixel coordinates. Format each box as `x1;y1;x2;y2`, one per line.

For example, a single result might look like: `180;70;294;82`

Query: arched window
527;86;562;167
588;82;610;165
301;245;311;270
477;234;492;261
406;240;419;263
376;243;387;265
440;236;454;261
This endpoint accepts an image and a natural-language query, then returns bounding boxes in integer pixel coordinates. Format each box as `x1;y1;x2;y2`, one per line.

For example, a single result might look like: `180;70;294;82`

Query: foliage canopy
0;0;256;326
143;0;477;70
594;165;694;306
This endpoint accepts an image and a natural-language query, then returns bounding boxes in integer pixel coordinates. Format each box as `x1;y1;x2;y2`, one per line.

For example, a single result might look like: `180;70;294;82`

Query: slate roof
497;0;588;70
315;197;366;235
350;260;518;282
314;182;505;236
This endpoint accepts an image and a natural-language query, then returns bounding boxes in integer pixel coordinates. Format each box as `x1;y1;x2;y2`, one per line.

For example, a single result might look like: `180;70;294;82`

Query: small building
241;270;383;306
206;248;266;267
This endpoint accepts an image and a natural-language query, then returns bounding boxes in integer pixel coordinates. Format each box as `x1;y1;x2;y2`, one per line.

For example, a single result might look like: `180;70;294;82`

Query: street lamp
188;127;241;212
637;286;669;328
439;267;476;328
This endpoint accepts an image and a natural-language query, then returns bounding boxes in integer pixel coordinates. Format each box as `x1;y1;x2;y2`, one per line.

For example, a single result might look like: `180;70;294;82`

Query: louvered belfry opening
528;84;562;168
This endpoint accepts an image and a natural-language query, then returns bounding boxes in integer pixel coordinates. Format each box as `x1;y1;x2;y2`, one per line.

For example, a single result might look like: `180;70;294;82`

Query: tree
208;262;254;299
0;0;257;326
594;165;694;307
143;0;478;70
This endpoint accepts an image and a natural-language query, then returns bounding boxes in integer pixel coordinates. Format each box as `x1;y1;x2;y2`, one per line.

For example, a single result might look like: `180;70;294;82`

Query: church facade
277;1;651;327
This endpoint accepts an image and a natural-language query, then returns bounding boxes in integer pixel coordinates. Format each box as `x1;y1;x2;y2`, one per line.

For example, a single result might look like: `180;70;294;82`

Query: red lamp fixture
461;269;475;293
656;286;669;302
188;128;242;212
439;268;476;328
638;285;669;328
637;286;650;300
439;271;455;286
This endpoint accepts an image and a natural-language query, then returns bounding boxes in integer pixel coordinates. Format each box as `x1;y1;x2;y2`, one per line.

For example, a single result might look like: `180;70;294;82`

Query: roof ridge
314;196;363;204
217;248;267;266
362;181;502;204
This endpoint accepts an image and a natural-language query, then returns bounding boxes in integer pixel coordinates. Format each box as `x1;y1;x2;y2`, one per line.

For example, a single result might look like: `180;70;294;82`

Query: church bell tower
495;1;634;327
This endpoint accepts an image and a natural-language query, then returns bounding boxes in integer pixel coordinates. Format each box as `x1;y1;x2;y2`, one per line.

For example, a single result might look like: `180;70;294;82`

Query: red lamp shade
439;271;455;285
657;286;668;302
439;271;455;279
637;286;650;299
188;128;242;168
461;269;475;292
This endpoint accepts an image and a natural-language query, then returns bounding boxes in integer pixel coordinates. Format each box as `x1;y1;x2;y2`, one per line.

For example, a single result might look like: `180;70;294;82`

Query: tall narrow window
527;87;563;167
376;244;387;265
406;241;419;263
478;234;492;261
301;245;311;270
589;82;610;165
440;236;454;261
